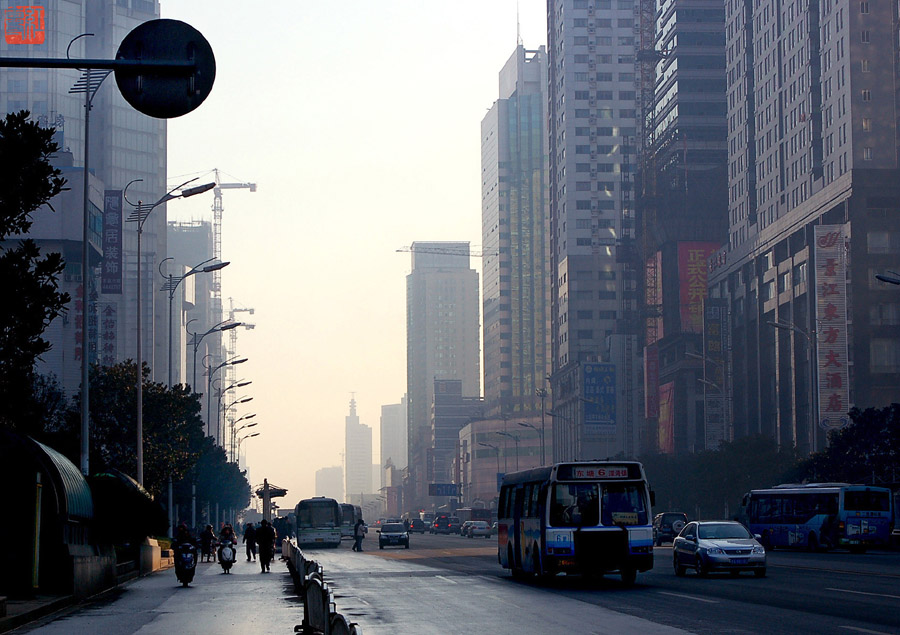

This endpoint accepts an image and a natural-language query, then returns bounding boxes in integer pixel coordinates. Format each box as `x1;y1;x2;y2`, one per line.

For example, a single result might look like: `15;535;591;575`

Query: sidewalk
0;555;174;633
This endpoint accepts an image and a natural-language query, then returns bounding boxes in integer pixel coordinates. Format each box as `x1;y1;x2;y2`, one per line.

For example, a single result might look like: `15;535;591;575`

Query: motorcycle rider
172;523;198;586
199;524;216;563
256;518;276;572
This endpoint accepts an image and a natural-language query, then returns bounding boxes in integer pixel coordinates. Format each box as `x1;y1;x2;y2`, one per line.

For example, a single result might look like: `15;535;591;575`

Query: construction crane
224;298;255;424
395;244;495;258
211;168;256;298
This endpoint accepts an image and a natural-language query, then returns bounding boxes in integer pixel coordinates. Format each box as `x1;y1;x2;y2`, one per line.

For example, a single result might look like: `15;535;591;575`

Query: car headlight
706;547;724;555
752;545;766;554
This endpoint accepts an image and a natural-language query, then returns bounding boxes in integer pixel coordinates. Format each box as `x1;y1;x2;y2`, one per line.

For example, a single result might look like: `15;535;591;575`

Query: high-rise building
431;379;484;489
638;0;729;454
315;466;344;502
406;243;480;511
481;45;552;421
709;0;900;454
2;0;168;386
380;396;407;489
547;0;643;461
345;397;373;506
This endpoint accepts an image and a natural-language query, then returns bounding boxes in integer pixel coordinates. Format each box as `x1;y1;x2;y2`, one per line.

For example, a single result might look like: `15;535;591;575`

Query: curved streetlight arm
875;271;900;285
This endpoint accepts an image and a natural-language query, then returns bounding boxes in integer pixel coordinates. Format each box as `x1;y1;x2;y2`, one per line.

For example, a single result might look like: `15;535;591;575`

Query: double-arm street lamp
222;395;253;451
238;431;260;462
496;431;520;471
159;257;229;386
233;421;258;460
125;177;215;486
188;320;241;391
518;421;545;466
204;357;248;438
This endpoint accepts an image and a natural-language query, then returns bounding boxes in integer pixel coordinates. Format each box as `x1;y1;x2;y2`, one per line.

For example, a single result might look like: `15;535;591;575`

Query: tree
797;404;900;485
0;111;69;433
67;361;207;498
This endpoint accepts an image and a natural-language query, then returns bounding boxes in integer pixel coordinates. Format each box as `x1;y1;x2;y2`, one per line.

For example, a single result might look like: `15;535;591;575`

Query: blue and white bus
295;497;343;548
498;461;654;584
339;503;362;540
741;483;893;552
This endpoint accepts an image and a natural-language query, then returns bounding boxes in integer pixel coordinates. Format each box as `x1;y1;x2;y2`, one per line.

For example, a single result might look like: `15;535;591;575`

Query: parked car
409;518;426;534
468;520;492;538
378;522;410;549
653;512;688;546
673;521;767;577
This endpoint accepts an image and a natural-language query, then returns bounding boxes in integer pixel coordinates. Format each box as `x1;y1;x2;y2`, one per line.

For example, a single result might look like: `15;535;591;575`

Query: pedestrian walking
352;518;366;552
243;522;257;561
199;524;216;563
256;519;277;572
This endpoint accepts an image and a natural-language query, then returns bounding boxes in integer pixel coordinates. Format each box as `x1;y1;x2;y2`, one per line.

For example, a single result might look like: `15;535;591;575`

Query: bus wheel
621;567;637;586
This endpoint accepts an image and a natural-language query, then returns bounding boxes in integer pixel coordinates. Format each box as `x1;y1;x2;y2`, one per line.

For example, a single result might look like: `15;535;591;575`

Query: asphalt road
15;534;900;634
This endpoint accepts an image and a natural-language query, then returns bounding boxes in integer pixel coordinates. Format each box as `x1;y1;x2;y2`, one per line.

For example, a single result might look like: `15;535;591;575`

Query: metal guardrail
283;539;362;635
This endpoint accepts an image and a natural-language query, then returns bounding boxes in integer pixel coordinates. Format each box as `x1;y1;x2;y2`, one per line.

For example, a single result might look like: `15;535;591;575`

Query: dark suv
653;512;688;546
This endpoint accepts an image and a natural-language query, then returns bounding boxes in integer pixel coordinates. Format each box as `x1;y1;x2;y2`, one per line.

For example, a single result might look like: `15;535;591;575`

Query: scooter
174;541;197;587
218;538;237;573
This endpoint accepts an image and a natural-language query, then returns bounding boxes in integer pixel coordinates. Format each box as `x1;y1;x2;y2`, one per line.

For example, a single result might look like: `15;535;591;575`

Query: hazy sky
162;1;547;504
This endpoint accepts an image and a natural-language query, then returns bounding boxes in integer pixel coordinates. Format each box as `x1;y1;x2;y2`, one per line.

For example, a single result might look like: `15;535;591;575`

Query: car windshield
473;521;488;527
382;524;404;533
698;523;752;540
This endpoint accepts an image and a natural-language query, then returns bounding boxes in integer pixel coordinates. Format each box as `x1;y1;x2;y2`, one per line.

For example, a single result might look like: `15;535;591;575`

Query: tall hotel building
406;244;480;511
547;0;643;461
709;0;900;453
481;45;552;422
1;1;169;390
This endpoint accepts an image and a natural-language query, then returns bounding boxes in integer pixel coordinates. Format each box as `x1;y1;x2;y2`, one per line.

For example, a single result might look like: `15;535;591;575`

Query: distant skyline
163;1;548;502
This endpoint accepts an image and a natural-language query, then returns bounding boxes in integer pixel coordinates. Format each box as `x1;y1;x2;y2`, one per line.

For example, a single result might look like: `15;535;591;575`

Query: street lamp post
768;320;818;452
218;383;253;448
159;257;229;386
496;431;520;471
478;442;502;492
536;388;548;465
125;177;215;486
222;395;253;453
518;421;544;466
237;431;259;463
233;421;258;460
188;320;241;392
204;357;248;439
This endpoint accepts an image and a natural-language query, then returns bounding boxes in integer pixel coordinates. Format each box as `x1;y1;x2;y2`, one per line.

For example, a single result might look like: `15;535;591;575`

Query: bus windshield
550;483;599;527
297;502;339;528
600;483;648;526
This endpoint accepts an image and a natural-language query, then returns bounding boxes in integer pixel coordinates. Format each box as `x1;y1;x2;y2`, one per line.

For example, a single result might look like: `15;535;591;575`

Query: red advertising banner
644;345;659;418
658;381;676;454
814;225;851;431
678;242;719;333
3;6;45;45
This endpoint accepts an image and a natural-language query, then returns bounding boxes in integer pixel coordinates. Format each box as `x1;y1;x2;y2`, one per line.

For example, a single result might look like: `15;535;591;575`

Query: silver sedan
673;521;767;577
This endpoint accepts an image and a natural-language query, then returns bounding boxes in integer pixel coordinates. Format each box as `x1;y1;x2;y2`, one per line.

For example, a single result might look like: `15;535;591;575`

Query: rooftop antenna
517;1;523;46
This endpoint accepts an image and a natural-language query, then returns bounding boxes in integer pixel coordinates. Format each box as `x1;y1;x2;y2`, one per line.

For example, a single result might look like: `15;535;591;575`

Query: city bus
740;483;893;552
294;497;343;548
498;461;654;584
339;503;362;540
456;507;493;523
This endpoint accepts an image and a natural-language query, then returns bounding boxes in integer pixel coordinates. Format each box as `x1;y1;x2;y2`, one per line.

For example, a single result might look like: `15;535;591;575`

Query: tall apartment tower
2;1;168;386
345;398;373;506
406;243;480;511
380;395;408;490
639;0;729;454
709;0;900;454
315;466;344;501
547;0;643;461
481;45;552;421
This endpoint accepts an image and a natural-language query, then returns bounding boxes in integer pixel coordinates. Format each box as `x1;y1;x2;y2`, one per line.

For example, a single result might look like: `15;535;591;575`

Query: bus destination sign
559;464;636;480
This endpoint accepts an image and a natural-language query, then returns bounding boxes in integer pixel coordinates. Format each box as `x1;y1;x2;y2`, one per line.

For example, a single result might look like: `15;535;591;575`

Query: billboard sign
101;190;123;294
658;382;675;454
678;242;719;333
703;299;729;449
428;483;458;497
583;362;616;438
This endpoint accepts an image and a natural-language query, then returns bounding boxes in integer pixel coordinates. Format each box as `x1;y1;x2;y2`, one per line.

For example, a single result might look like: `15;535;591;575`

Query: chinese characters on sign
583;362;616;439
572;466;629;479
3;6;44;44
99;303;118;366
102;190;123;294
678;242;719;333
73;283;98;363
814;225;851;431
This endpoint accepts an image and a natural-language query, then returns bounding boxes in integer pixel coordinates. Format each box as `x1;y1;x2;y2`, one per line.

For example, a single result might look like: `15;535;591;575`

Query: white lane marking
435;575;458;585
827;588;900;601
838;627;894;635
658;591;720;604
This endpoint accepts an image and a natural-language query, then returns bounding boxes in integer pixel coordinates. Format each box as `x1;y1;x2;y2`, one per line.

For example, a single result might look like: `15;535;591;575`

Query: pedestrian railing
284;539;362;635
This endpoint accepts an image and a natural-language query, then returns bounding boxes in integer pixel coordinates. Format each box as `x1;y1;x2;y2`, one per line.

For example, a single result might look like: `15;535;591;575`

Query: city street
16;534;900;634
